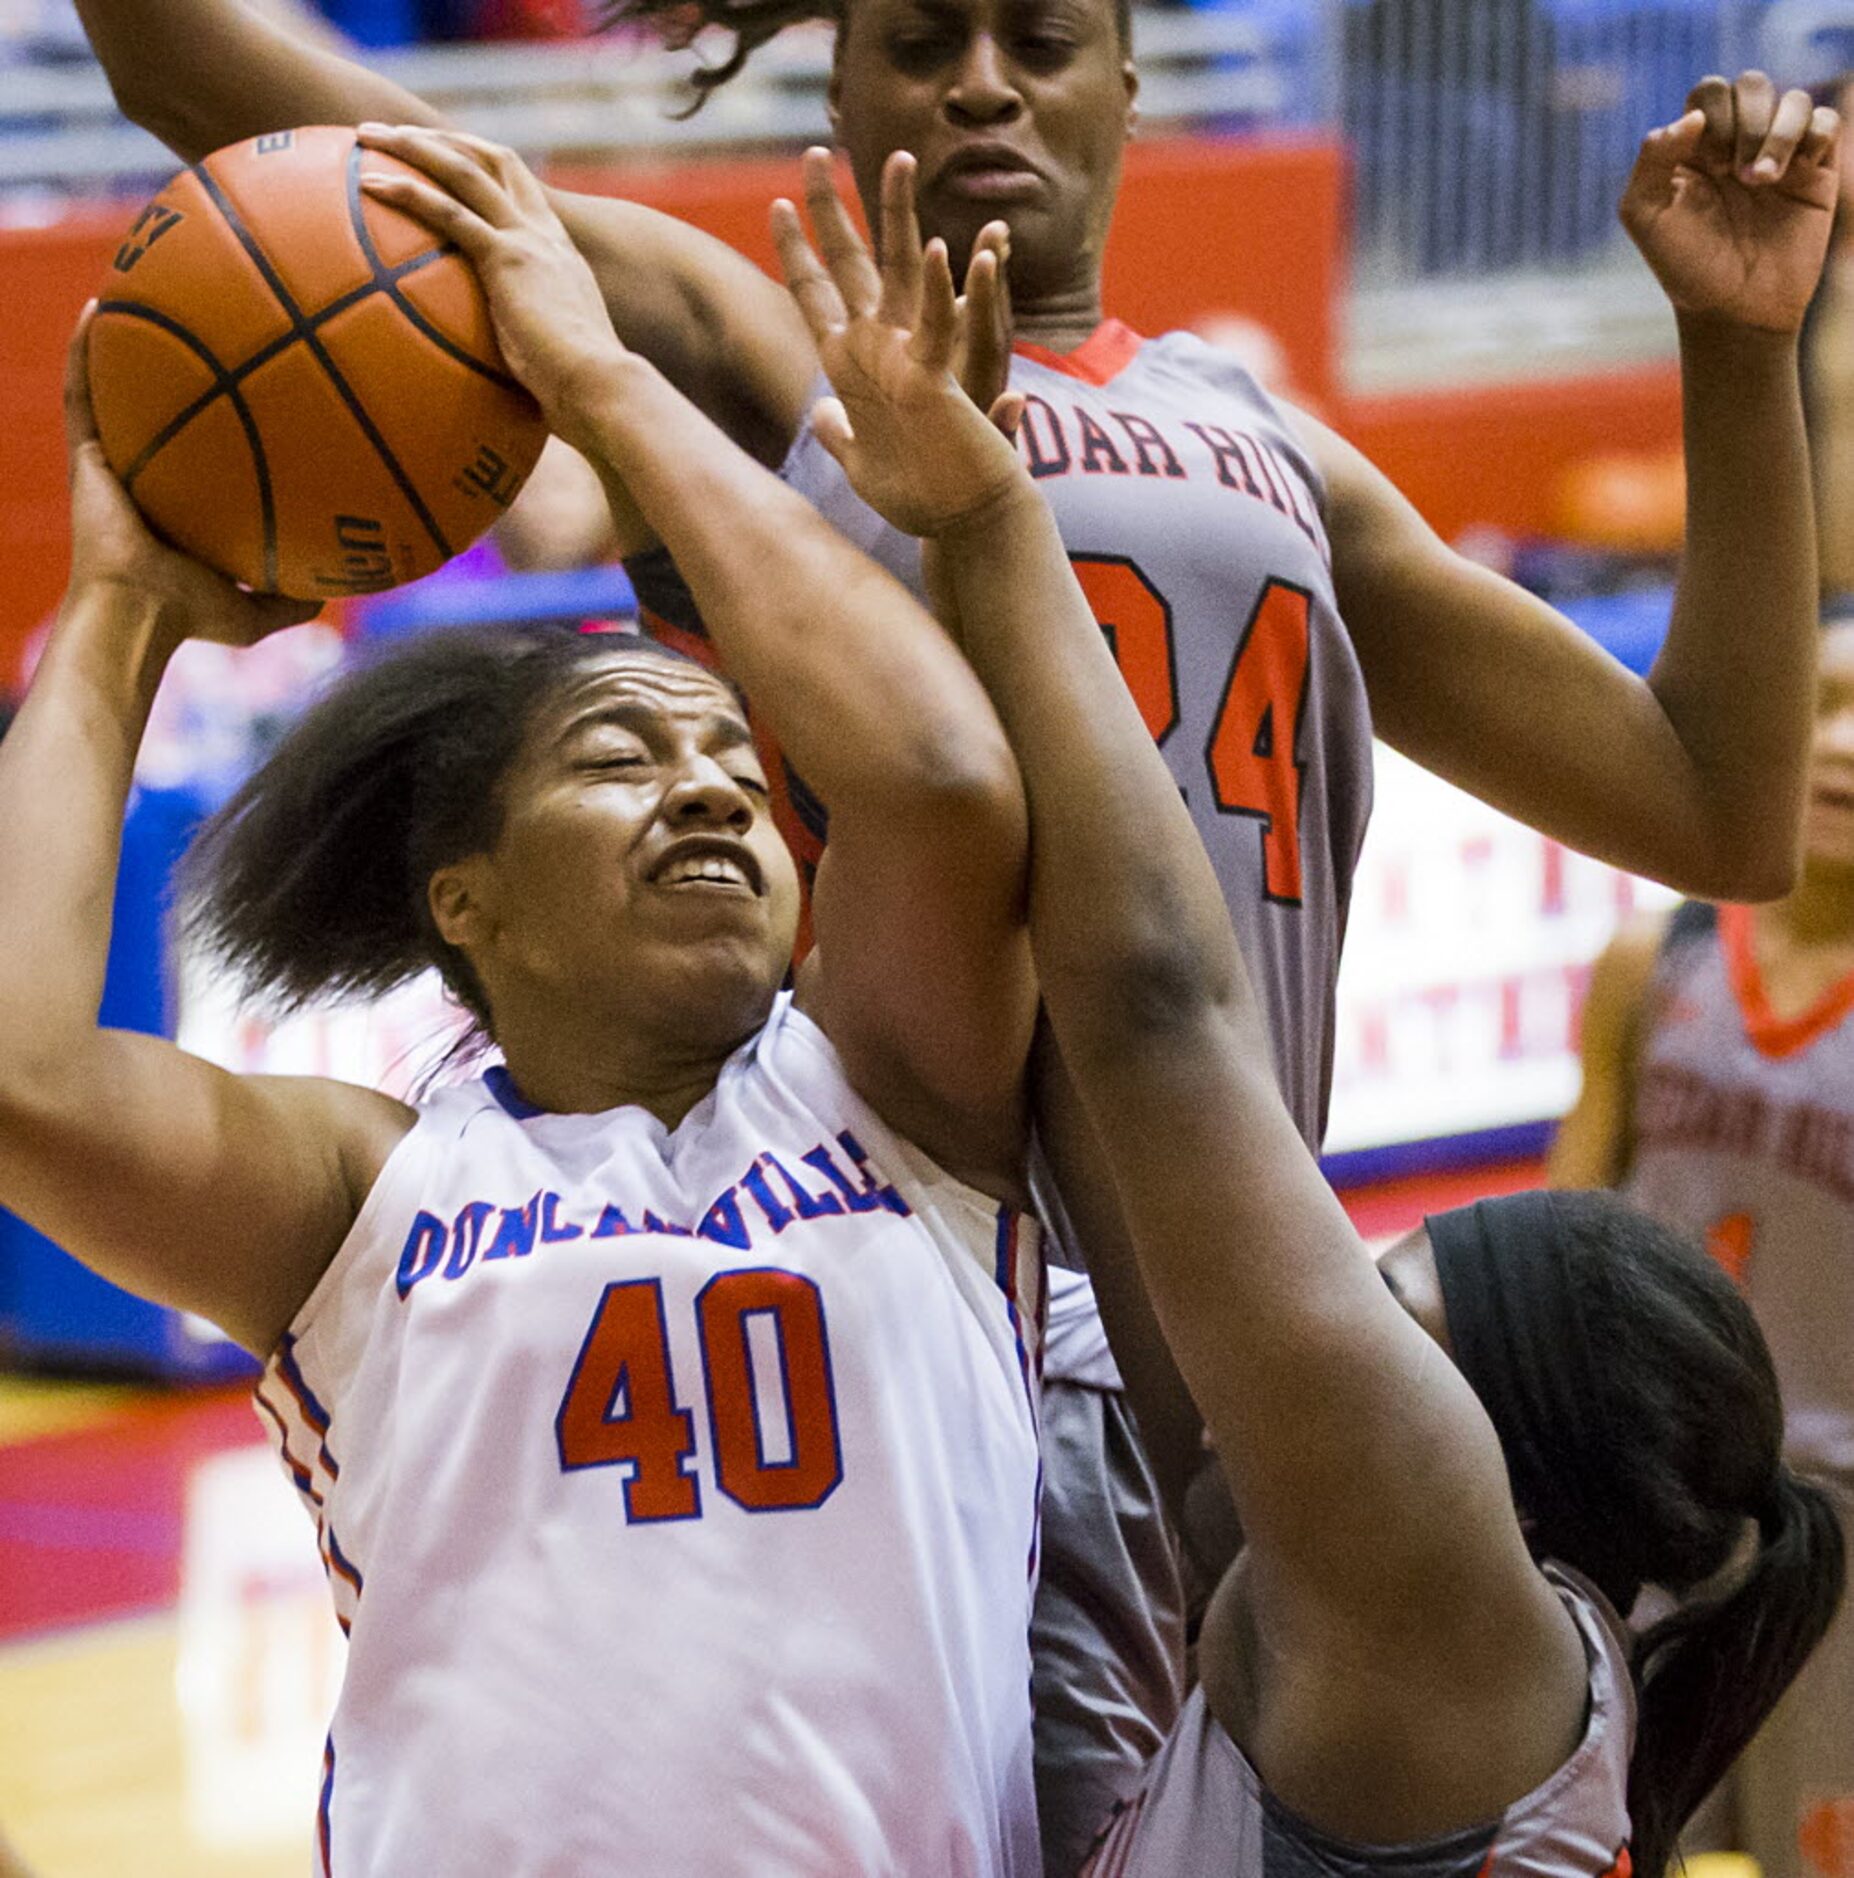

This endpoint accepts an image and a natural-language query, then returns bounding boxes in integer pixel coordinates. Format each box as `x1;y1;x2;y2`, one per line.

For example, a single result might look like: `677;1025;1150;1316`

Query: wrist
930;471;1047;554
1675;310;1803;366
58;577;188;692
541;346;652;456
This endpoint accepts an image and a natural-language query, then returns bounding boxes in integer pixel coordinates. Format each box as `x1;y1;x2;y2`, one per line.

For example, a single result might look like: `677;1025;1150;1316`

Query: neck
1013;280;1108;354
1762;861;1854;947
491;1005;743;1128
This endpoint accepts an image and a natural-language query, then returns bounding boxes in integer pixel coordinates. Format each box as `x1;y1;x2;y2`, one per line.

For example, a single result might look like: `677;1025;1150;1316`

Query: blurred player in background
1553;613;1854;1878
63;3;1844;1860
0;144;1051;1864
772;155;1846;1878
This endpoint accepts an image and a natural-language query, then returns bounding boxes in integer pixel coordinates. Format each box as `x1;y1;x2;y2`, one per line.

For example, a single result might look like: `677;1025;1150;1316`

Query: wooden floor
0;1375;339;1878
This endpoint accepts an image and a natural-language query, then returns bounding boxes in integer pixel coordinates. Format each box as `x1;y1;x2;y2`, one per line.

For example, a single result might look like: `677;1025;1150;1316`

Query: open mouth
649;841;763;896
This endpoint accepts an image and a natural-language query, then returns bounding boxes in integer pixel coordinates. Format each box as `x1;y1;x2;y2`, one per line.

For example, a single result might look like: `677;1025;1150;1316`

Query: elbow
1687;826;1800;905
1042;913;1238;1056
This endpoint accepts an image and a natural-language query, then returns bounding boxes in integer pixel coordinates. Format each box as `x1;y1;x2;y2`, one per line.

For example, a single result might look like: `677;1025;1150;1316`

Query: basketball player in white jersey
1553;614;1854;1878
771;153;1847;1878
63;5;1844;1860
0;196;1050;1869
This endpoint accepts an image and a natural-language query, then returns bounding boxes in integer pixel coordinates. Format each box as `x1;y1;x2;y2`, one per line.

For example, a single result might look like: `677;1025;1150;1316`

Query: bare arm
1306;78;1839;902
363;131;1034;1194
0;324;411;1355
1548;913;1669;1189
767;157;1586;1837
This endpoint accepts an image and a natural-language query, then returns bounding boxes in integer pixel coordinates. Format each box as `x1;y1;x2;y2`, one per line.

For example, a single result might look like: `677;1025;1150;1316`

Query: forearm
0;585;178;1080
929;488;1244;1037
75;0;441;159
1653;319;1818;891
579;355;1013;813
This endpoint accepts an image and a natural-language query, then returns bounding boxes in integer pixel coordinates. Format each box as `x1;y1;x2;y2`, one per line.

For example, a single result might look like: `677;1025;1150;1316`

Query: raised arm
360;131;1035;1194
773;158;1588;1842
0;320;411;1355
1308;76;1839;902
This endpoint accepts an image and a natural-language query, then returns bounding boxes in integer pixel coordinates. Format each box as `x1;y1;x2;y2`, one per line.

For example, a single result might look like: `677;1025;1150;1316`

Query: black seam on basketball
189;160;455;562
346;147;525;394
96;299;279;590
110;258;448;519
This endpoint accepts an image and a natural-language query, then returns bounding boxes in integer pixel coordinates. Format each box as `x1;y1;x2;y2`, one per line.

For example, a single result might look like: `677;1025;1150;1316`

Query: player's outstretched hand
773;148;1028;538
1622;72;1841;333
65;309;320;646
357;123;625;448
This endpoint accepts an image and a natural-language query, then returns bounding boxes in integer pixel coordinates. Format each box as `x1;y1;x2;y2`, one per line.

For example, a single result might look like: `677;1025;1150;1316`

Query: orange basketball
89;125;548;600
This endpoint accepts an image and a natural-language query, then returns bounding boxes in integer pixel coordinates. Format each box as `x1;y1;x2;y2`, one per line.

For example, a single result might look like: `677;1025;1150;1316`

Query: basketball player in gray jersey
1554;616;1854;1878
772;167;1844;1878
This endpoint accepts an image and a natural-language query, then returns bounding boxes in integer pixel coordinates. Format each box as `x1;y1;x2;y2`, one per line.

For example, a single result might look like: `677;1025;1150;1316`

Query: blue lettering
591;1204;634;1238
483;1193;540;1261
697;1187;753;1250
395;1211;448;1298
802;1135;910;1217
740;1161;795;1233
540;1191;583;1242
445;1200;495;1279
760;1153;845;1221
642;1210;693;1237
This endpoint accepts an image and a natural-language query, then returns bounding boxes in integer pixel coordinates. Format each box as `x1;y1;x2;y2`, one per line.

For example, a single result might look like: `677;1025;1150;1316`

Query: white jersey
255;993;1044;1877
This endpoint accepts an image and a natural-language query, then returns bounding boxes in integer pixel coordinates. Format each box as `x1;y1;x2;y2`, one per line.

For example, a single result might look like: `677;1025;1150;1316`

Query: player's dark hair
601;0;1132;112
1444;1190;1844;1878
181;623;704;1040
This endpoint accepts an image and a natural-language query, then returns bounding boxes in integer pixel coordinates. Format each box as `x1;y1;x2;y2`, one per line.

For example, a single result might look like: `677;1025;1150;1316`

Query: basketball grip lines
342;145;524;397
189;159;457;572
96;297;282;594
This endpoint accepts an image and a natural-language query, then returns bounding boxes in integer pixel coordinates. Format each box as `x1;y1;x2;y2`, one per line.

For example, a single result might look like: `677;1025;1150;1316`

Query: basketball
88;125;547;599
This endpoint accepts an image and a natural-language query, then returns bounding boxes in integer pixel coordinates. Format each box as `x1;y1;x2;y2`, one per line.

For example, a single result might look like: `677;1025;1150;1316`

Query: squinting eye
735;775;772;799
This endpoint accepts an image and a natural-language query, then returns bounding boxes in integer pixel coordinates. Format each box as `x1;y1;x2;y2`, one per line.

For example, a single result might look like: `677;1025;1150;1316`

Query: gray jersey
779;321;1375;1150
1625;903;1854;1488
1624;906;1854;1876
1080;1568;1635;1878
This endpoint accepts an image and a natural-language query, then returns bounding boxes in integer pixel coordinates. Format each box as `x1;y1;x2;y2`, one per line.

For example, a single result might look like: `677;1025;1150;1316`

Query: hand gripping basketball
357;123;628;451
66;309;320;648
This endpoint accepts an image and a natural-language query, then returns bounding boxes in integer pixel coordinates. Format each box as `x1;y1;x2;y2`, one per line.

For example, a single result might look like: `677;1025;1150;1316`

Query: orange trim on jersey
1721;902;1854;1059
1015;318;1146;387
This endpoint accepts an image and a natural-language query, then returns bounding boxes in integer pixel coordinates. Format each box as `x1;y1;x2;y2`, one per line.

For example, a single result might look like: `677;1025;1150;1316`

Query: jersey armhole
270;1097;454;1353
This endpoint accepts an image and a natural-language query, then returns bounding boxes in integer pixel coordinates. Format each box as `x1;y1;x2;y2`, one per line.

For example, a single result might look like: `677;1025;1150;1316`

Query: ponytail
1627;1469;1846;1878
598;0;840;113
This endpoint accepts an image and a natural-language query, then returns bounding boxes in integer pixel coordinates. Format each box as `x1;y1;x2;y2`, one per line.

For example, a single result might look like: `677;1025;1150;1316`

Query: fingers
987;389;1025;444
801;146;882;319
358;123;524;230
913;238;956;370
358;166;490;258
955;222;1013;406
1800;103;1843;173
63;302;101;470
1680;73;1823;183
876;150;925;330
1752;84;1816;180
771;196;848;341
808;394;856;467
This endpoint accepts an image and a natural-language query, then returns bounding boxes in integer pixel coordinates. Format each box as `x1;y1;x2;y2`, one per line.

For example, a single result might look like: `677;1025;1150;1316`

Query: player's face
830;0;1137;305
1802;623;1854;873
453;651;800;1054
